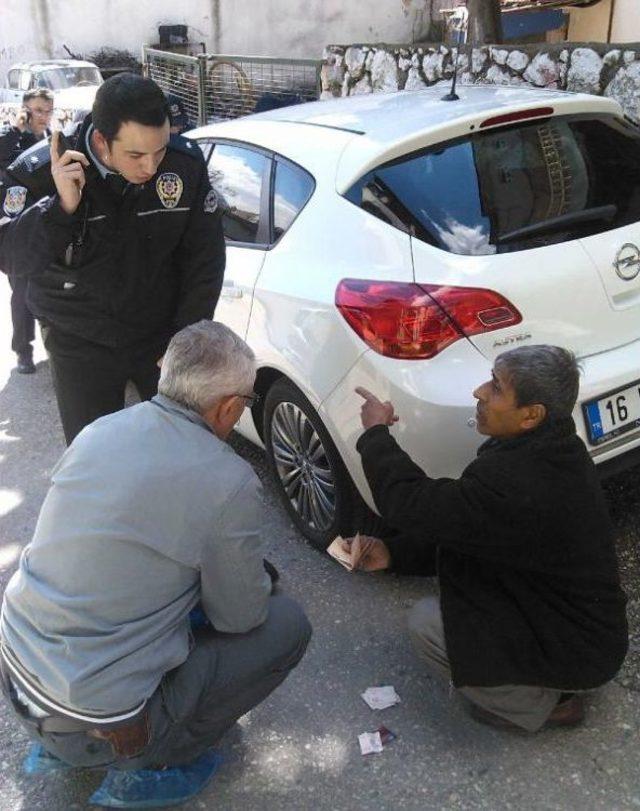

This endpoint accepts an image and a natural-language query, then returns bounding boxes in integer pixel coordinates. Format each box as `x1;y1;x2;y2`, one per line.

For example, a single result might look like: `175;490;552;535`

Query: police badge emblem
156;173;184;209
203;189;218;214
3;186;27;216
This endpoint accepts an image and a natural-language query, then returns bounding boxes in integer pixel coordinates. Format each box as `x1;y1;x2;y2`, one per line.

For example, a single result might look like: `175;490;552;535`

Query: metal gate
142;46;322;128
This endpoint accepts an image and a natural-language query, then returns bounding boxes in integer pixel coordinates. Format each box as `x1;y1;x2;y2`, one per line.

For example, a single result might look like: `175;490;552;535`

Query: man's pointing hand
355;386;399;430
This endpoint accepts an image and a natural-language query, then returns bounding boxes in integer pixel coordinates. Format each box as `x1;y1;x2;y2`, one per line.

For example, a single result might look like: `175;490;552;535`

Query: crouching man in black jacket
0;74;225;444
347;345;628;732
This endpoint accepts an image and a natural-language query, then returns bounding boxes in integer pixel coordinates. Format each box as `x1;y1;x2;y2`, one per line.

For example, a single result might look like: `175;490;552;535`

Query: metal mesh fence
142;47;321;127
203;54;321;121
142;48;202;128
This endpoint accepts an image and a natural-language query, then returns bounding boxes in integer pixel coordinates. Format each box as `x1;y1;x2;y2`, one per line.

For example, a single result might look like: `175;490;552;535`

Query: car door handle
220;283;243;299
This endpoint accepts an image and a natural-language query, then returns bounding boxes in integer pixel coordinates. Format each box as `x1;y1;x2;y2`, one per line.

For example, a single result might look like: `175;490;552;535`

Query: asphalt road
0;279;639;810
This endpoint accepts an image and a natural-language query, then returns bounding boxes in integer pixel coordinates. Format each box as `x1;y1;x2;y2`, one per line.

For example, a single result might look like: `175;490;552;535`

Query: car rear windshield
37;67;102;89
344;114;640;255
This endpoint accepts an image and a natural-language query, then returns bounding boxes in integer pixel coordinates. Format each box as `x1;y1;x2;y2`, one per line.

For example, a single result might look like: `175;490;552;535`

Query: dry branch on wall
87;48;142;76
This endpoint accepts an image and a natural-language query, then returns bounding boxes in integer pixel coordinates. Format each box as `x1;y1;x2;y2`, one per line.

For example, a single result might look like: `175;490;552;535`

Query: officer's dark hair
494;345;580;423
22;88;54;104
92;73;170;144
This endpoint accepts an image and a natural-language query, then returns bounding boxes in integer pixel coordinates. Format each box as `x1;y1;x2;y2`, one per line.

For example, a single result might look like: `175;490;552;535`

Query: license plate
583;380;640;446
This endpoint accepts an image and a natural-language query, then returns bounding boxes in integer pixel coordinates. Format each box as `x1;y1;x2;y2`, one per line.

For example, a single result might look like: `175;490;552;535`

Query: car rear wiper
496;204;617;245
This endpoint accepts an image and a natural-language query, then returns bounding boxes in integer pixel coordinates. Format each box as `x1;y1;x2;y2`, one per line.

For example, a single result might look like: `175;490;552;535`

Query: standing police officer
0;74;225;442
0;88;54;374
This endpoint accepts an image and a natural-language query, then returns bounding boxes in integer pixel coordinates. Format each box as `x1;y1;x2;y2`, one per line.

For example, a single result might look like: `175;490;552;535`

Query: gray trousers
29;595;312;769
408;596;561;732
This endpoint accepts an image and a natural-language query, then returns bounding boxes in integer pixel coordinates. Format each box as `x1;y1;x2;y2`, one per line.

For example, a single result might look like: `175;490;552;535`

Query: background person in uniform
0;73;225;443
345;345;628;732
0;320;312;808
0;88;54;170
0;88;54;374
165;92;189;135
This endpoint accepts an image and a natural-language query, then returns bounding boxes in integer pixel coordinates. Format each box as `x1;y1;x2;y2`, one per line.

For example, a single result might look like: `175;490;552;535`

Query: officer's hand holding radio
50;130;89;215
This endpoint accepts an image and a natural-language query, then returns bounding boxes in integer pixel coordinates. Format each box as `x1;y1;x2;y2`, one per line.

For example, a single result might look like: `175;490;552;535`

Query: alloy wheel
270;401;336;532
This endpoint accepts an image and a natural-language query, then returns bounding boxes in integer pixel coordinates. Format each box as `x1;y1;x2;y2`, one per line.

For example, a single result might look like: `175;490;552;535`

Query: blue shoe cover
23;743;74;775
89;749;223;808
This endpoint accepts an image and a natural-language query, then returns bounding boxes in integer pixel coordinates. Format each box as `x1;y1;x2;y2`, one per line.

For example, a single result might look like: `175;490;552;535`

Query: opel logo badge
614;243;640;281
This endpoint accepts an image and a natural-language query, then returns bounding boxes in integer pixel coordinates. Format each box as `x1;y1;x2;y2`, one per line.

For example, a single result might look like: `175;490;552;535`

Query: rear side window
207;143;268;245
345;115;640;255
271;159;314;242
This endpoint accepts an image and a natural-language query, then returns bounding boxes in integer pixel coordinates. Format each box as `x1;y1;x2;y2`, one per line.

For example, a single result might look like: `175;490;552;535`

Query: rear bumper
575;337;640;471
596;441;640;479
320;336;640;508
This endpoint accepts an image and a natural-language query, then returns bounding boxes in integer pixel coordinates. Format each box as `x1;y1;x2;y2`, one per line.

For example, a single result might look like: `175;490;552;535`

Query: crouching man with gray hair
346;345;628;733
0;320;311;808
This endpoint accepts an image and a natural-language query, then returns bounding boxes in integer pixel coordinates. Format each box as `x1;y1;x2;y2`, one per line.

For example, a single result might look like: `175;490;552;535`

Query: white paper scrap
358;731;383;755
361;685;401;710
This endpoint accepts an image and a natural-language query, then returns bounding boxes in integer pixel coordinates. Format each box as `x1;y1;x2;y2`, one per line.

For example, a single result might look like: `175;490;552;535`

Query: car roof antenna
441;6;468;102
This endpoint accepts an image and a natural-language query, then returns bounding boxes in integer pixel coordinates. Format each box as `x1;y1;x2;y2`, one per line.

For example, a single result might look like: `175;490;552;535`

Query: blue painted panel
502;9;568;39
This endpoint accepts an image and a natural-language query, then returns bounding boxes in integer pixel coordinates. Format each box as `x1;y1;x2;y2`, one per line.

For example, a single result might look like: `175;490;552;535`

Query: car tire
263;378;364;550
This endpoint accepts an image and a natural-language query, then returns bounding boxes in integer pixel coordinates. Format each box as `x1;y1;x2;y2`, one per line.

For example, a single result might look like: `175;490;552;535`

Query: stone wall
321;42;640;120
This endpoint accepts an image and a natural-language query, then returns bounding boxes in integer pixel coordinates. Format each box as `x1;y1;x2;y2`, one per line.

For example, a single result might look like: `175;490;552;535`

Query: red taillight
424;284;522;337
336;280;460;359
335;279;522;360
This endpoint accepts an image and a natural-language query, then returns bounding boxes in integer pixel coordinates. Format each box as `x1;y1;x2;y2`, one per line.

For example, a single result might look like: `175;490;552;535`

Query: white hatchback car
187;85;640;548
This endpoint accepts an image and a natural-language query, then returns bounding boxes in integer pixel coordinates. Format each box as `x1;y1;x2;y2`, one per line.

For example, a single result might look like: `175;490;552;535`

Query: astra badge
203;188;218;214
156;173;184;209
3;185;27;216
614;243;640;281
492;332;532;348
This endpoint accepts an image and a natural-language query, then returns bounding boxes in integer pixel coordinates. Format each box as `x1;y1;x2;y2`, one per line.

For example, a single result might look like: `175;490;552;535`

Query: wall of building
322;41;640;120
567;0;640;43
567;0;612;43
0;0;454;80
610;0;640;43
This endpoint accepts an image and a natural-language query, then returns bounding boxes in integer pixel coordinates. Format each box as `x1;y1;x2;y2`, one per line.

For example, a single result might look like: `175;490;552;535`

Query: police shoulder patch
3;186;27;216
203;188;218;214
156;172;184;209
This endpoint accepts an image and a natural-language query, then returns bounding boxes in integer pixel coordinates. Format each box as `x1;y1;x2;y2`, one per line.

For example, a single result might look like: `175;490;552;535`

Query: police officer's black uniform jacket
0;115;225;350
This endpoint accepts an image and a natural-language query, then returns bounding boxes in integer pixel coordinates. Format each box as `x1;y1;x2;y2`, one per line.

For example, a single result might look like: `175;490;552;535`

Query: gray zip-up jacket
0;395;271;714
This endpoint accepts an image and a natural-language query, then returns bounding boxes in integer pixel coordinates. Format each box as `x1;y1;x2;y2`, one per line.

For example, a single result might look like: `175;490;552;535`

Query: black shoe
16;352;36;374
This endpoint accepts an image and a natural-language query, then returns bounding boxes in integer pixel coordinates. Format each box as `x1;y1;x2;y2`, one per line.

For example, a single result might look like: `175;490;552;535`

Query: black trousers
9;275;35;355
42;327;164;445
